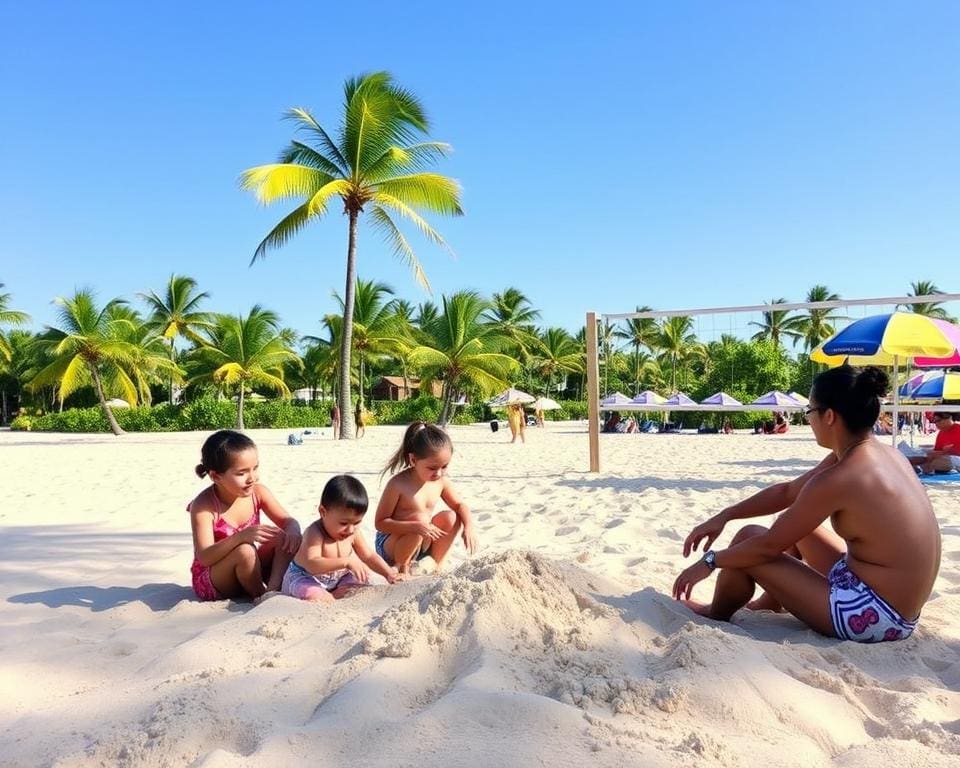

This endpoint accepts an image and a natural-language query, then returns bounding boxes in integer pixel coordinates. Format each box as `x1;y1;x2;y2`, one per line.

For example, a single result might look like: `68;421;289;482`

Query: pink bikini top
189;488;262;542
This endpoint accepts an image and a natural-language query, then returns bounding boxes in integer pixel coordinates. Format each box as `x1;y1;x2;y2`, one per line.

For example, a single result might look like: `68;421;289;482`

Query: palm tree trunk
87;362;124;435
1;390;7;425
438;382;454;426
359;355;365;409
338;210;359;439
169;338;176;405
236;385;245;430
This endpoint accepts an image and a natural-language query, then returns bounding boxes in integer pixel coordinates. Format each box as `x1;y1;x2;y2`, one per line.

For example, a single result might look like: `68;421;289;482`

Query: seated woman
673;365;941;643
773;413;789;434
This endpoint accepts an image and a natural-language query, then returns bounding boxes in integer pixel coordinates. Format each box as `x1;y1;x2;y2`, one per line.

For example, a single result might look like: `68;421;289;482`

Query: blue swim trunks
828;559;918;643
375;531;430;564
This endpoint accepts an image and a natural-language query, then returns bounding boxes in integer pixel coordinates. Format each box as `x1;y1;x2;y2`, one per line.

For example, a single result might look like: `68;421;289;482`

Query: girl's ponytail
382;421;452;477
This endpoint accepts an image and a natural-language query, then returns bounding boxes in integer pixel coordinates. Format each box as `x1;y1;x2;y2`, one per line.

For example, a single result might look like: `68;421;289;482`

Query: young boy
282;475;403;602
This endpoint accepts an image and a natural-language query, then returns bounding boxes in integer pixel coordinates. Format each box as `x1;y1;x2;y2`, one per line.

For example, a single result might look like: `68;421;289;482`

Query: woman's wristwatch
702;550;717;570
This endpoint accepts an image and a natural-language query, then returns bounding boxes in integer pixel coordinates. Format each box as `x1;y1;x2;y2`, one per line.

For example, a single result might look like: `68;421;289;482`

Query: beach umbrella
488;388;536;407
908;371;960;401
665;392;696;406
899;372;929;398
811;313;960;443
529;396;561;411
787;391;809;406
701;391;742;407
631;390;666;404
600;391;633;407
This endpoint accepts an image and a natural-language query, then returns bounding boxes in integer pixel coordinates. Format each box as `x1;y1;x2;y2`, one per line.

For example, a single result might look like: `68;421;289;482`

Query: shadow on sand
9;582;194;612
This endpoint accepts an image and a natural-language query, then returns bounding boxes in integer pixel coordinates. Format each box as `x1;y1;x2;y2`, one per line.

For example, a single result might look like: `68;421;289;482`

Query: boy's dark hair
321;474;369;514
196;430;256;478
811;365;889;432
382;421;453;477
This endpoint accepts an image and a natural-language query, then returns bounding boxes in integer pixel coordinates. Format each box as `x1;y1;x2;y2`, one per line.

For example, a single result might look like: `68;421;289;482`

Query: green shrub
244;400;326;429
178;397;236;431
10;415;32;431
369;397;441;425
30;407;110;432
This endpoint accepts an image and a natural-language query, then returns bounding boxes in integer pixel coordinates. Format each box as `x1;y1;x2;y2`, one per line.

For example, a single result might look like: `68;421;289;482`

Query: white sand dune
2;424;959;766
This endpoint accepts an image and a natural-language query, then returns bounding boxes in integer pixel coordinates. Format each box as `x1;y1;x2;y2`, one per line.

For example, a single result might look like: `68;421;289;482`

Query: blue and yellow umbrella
905;371;960;402
811;312;960;443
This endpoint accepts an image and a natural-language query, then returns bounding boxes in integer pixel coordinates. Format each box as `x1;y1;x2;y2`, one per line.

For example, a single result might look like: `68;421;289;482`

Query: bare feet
681;599;714;618
745;593;783;612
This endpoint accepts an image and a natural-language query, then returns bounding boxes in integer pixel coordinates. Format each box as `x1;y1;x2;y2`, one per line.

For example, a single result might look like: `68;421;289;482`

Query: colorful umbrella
810;313;959;444
811;312;956;365
907;371;960;401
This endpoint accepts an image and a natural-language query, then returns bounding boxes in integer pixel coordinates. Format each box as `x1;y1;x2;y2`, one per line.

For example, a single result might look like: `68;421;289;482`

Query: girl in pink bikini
188;430;301;601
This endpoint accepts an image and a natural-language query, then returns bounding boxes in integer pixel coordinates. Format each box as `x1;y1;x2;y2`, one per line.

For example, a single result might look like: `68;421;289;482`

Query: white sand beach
2;424;959;767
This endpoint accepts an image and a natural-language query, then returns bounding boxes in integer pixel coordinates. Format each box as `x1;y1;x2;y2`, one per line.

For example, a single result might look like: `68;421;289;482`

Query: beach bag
287;432;303;445
489;419;499;433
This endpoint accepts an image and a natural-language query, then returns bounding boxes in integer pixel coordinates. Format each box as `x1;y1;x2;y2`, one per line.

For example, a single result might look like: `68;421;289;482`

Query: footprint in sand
657;528;682;542
555;525;579;537
604;518;625;529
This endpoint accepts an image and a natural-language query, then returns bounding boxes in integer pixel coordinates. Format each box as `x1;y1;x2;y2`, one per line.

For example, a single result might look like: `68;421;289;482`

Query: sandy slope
1;424;958;767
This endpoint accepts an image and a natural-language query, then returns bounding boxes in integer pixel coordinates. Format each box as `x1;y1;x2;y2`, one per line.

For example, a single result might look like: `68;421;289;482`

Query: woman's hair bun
854;366;889;398
195;463;208;479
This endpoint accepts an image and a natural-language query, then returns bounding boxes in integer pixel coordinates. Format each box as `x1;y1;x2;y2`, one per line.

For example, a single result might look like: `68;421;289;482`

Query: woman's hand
461;524;479;555
683;512;727;557
672;560;712;601
240;525;282;547
346;556;370;584
385;568;405;584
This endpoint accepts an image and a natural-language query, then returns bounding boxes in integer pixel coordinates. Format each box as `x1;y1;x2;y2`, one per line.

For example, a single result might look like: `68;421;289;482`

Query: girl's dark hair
320;474;368;514
811;365;889;432
196;430;257;478
382;421;453;477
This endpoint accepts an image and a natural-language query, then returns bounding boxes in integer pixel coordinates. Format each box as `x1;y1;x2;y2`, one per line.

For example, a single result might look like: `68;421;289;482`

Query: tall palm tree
189;306;301;429
0;283;30;362
333;278;406;406
240;72;463;438
533;327;583;395
750;298;804;349
31;290;143;435
615;306;659;395
903;280;955;320
139;274;213;404
408;291;517;425
798;285;842;352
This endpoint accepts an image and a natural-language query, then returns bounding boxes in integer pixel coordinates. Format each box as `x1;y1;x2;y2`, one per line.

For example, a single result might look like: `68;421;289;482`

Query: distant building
371;376;443;401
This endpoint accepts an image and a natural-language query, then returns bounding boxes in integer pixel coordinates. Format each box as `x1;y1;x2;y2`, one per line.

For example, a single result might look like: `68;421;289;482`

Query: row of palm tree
1;278;956;432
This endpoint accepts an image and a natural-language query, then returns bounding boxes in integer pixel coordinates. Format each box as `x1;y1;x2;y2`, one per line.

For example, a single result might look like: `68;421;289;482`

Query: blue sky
2;2;958;341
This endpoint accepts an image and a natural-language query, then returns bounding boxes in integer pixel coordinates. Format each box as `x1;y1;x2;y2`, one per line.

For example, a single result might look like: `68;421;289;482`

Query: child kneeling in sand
375;422;478;574
282;475;403;602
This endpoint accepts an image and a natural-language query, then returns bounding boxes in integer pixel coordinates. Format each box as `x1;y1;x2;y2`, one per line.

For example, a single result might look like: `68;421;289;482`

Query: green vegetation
2;276;952;434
